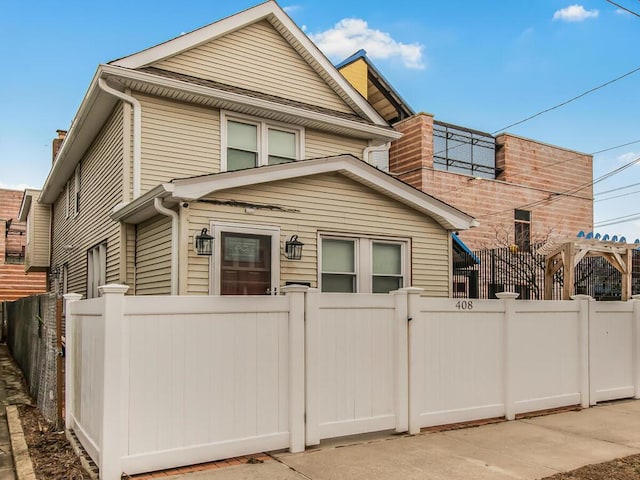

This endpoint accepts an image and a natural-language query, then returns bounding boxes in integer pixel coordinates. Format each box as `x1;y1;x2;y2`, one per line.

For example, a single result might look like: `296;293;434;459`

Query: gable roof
110;1;387;127
112;155;478;231
39;2;401;205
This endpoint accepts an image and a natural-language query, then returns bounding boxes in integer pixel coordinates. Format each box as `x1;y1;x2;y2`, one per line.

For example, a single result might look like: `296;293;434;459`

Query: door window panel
220;232;271;295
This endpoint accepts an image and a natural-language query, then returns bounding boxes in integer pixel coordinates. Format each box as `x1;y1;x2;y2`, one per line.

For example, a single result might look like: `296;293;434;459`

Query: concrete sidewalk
162;400;640;480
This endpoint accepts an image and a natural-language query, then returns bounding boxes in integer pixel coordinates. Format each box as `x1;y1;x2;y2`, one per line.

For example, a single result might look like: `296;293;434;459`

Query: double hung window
223;113;303;171
514;209;531;251
320;235;408;293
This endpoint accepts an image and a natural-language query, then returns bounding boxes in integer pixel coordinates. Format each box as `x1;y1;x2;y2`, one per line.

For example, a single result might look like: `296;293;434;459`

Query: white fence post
405;287;424;435
392;289;409;433
98;284;129;480
632;294;640;399
304;288;320;446
571;294;592;408
282;285;308;453
496;292;519;421
63;293;83;430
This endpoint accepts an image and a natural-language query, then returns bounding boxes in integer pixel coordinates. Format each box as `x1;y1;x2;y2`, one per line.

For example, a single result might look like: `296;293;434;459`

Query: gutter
153;198;179;295
97;77;142;199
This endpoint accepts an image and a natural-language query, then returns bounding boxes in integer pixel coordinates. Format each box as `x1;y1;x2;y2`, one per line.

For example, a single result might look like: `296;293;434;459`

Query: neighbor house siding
305;129;367;159
135;215;172;295
50;104;125;296
25;202;51;271
152;20;353;114
137;93;220;194
185;173;449;296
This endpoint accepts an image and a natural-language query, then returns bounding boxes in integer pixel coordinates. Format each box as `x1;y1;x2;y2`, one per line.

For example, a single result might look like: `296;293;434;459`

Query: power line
476;154;640;219
595;180;640;196
416;64;640;167
492;64;640;133
605;0;640;17
434;138;640;198
595;210;640;225
594;212;640;228
595;188;640;202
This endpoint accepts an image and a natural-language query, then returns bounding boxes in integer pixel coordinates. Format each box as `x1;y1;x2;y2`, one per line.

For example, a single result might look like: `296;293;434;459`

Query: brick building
338;51;593;251
0;188;47;301
389;114;593;249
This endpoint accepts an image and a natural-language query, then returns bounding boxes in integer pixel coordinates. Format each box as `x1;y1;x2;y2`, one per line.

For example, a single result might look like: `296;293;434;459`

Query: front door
210;224;280;295
220;232;272;295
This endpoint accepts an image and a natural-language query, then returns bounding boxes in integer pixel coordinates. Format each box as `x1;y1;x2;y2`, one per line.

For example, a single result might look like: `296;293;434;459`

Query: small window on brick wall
514;209;531;251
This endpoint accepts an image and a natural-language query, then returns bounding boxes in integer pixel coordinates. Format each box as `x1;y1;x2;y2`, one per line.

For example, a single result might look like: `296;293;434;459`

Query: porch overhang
111;155;478;231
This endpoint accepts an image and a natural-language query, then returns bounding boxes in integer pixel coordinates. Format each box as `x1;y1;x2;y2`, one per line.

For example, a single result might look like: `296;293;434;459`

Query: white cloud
309;18;425;70
617;151;640;164
553;4;599;22
283;5;301;14
615;8;630;15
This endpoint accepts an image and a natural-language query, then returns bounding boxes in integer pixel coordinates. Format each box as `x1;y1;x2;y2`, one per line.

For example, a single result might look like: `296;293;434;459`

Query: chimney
52;129;67;164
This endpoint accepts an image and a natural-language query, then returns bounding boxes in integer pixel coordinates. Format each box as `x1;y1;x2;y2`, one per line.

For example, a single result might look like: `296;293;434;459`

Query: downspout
153;198;179;295
97;77;141;199
363;142;391;170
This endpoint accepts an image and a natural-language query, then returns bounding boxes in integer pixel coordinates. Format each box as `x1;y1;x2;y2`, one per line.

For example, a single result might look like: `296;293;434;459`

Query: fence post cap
496;292;519;300
396;287;425;295
571;294;593;301
97;284;130;295
281;285;309;294
63;293;83;301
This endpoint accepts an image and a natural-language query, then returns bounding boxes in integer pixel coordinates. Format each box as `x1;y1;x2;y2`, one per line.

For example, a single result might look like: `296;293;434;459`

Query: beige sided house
34;1;477;298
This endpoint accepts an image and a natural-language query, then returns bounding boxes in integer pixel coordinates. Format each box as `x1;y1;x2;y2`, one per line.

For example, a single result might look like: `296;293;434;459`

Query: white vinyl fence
65;287;640;480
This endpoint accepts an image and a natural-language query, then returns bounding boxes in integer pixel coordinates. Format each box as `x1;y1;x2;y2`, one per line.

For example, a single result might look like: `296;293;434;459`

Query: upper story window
433;121;496;179
74;164;81;216
222;112;304;172
514;209;531;251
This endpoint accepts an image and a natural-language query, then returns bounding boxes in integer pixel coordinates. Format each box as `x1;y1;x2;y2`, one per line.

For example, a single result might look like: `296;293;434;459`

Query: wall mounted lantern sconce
195;228;214;256
285;235;304;260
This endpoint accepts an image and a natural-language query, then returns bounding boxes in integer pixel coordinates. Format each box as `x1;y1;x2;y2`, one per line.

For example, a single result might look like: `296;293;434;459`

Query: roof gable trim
109;1;387;126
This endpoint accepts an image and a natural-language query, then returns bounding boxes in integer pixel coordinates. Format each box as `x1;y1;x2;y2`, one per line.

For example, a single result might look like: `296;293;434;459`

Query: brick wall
389;118;593;249
0;189;47;300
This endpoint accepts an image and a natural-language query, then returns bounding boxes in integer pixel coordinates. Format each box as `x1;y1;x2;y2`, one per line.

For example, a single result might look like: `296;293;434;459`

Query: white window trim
318;232;410;293
65;180;71;219
74;164;81;217
220;111;305;172
208;222;281;295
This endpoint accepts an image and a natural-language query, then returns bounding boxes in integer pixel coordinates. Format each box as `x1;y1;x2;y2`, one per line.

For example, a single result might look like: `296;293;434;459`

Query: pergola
538;238;636;300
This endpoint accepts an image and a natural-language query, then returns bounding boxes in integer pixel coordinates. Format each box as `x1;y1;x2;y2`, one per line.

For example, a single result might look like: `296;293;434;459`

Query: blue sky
1;1;639;240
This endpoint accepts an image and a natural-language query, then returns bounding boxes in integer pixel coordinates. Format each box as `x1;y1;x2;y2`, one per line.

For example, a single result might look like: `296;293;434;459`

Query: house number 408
455;300;473;310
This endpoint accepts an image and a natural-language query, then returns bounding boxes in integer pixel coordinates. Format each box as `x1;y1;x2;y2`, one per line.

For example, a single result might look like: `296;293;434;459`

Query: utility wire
605;0;640;17
595;188;640;202
595;180;640;196
595;210;640;225
476;154;640;219
423;64;640;163
434;138;640;198
595;212;640;228
493;65;640;133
